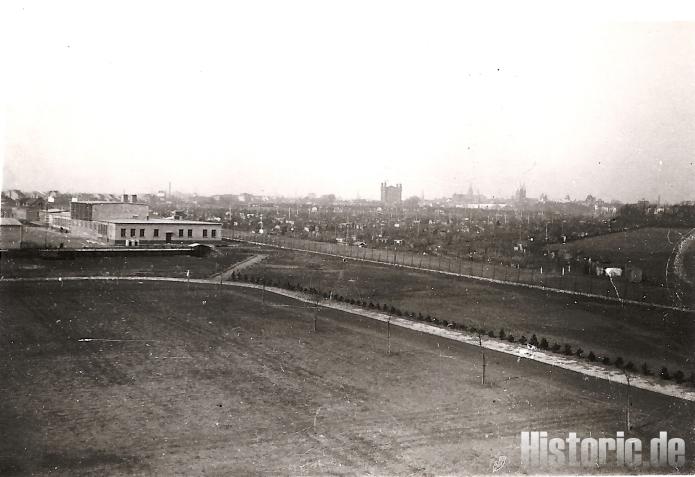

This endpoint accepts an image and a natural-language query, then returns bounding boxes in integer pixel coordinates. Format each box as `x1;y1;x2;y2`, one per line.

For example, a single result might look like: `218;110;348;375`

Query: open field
1;280;693;475
243;247;695;376
230;230;690;309
0;246;253;279
548;227;693;287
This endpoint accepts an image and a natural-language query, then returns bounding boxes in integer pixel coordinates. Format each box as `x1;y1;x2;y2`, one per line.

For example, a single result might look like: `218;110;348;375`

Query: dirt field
1;280;693;475
243;247;695;377
0;246;253;280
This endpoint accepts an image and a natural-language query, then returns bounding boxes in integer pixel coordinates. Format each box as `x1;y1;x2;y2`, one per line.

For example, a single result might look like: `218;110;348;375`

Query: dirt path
3;274;694;403
209;253;267;280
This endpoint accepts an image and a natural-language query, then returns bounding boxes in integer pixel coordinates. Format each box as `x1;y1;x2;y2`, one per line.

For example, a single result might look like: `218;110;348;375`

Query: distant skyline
2;2;695;203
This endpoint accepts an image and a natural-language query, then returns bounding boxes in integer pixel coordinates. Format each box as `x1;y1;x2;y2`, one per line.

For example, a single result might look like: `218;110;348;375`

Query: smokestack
123;194;128;202
131;194;137;203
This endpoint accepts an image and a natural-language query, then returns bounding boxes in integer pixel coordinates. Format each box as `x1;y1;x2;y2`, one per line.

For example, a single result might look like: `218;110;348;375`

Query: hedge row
228;273;695;386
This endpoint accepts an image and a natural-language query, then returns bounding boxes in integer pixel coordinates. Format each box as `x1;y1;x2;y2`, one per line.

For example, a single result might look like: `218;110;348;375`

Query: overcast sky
2;1;695;202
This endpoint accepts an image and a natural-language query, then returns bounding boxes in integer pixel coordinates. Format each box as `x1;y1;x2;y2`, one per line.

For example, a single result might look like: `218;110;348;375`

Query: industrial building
50;194;222;246
70;195;148;221
0;217;23;249
107;219;222;245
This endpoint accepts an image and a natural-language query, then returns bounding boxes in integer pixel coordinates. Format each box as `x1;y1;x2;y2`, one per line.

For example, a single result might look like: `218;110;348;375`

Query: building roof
106;219;221;226
72;201;147;205
0;217;22;226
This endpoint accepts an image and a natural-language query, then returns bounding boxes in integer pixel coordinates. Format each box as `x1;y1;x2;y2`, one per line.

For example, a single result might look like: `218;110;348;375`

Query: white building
108;219;222;245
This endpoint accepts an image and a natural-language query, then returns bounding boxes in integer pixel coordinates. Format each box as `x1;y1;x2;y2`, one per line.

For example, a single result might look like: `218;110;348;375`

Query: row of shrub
228;272;695;386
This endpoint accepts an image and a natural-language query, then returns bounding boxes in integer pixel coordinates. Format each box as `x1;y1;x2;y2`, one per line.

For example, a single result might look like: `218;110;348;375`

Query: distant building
0;217;23;249
70;196;148;222
380;182;402;205
11;197;45;222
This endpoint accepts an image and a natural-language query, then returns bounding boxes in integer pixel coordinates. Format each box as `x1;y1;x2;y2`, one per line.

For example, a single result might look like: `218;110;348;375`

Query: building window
187;229;193;238
179;229;184;237
130;228;136;237
121;228;126;237
203;229;208;238
153;229;159;238
211;229;217;238
139;229;145;237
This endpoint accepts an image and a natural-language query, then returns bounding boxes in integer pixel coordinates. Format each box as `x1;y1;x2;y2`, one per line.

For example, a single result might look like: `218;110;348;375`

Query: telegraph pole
387;311;392;355
478;332;486;384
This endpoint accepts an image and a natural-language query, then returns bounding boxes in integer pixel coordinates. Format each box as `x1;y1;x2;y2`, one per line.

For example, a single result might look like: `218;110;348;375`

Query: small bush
507;335;515;343
602;356;611;365
575;348;584;358
519;336;527;345
529;334;539;347
660;367;671;380
587;351;596;362
418;312;424;320
614;357;624;368
369;302;375;308
673;370;685;383
499;328;506;340
551;343;561;353
487;330;495;338
641;362;651;375
624;361;635;372
539;338;549;350
563;344;572;356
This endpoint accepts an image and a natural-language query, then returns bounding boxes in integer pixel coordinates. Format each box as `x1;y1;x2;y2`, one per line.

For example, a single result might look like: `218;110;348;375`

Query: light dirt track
210;253;267;280
3;275;693;403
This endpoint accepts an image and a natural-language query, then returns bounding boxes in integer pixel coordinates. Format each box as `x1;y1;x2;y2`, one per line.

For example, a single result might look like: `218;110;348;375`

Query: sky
2;1;695;202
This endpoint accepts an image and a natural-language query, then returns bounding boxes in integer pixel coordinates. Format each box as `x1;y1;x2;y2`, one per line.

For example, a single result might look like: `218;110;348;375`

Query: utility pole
478;332;486;385
387;311;392;355
625;371;632;431
313;302;318;332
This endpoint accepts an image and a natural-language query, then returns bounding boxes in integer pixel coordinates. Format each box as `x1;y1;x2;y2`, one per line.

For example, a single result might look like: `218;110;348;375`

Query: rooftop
0;218;22;226
73;201;147;205
106;219;221;225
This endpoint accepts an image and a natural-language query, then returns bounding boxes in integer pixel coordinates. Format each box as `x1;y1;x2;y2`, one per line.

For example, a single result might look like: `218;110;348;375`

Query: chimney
123;194;128;202
131;194;137;203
